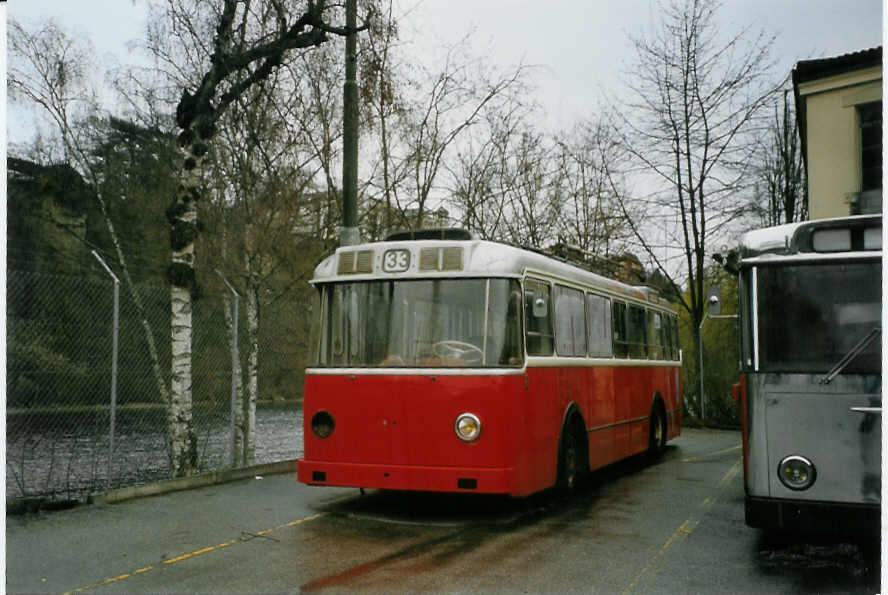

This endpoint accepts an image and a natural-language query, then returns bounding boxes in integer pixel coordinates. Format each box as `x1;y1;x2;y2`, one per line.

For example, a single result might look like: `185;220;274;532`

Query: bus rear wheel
648;406;666;456
557;424;584;495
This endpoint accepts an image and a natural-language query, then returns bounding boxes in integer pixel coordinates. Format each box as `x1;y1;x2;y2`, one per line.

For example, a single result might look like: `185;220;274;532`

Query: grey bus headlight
454;413;481;442
778;455;816;490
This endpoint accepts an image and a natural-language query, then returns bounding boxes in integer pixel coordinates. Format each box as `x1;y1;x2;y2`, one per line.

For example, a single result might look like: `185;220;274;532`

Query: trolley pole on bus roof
340;0;360;247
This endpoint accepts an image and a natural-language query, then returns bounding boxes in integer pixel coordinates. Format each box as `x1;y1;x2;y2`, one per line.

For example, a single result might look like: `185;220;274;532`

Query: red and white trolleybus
297;230;682;496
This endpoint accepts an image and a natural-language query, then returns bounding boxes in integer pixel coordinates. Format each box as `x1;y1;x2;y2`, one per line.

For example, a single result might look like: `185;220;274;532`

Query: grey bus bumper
745;496;879;536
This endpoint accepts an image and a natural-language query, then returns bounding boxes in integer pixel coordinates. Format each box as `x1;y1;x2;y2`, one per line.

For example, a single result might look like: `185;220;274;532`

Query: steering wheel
432;340;484;364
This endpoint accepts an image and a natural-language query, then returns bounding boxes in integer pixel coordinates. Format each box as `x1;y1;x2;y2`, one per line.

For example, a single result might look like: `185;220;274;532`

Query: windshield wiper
820;326;881;385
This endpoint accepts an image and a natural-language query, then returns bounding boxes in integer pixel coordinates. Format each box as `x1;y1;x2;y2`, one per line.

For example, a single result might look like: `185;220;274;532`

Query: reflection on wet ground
757;530;879;593
314;449;661;528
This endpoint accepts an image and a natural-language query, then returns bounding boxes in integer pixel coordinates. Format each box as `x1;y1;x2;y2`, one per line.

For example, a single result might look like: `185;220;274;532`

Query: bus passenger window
647;311;664;360
669;315;680;360
612;301;629;358
627;305;648;359
554;285;586;357
612;301;628;358
586;293;613;358
662;315;676;361
524;279;554;356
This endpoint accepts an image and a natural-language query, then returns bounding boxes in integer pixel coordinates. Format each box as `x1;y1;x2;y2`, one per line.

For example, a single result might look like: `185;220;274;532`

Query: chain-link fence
6;268;304;504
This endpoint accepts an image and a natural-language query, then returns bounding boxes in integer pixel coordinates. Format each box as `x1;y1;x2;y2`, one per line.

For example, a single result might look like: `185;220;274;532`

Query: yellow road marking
623;455;742;593
717;460;742;488
62;513;324;594
623;520;699;593
682;443;741;463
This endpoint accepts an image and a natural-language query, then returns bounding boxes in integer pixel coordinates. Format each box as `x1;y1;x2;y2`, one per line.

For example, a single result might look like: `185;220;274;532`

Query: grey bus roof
313;237;675;312
739;214;881;258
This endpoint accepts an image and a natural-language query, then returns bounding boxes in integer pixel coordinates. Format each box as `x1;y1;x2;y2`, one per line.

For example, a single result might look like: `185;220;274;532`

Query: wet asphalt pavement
6;428;880;593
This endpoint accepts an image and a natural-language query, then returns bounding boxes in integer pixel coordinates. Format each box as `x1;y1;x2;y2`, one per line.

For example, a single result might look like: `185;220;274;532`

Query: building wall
797;66;882;219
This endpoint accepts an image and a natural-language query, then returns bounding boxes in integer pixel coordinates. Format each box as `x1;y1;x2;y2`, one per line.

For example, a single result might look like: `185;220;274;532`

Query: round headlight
311;410;335;439
778;455;816;490
454;413;481;442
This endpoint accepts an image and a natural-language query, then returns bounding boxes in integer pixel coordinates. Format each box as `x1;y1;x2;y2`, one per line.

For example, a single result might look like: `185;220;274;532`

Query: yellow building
792;47;882;218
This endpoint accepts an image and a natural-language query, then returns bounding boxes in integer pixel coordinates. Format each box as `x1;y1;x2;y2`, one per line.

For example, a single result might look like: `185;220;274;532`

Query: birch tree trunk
167;119;207;476
244;274;260;464
161;0;364;475
221;282;245;467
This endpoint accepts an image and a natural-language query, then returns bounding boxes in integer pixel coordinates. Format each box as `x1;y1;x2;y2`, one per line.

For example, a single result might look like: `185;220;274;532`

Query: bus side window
612;301;628;358
647;310;664;360
668;315;680;360
554;285;586;357
524;279;554;356
587;293;613;358
627;305;648;359
662;314;673;361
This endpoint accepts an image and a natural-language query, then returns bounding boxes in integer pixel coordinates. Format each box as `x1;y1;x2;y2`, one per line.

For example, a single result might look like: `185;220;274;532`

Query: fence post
216;271;240;468
92;251;119;489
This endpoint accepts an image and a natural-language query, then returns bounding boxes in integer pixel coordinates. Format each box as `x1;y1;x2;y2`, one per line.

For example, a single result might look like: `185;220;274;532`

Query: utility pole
340;0;360;247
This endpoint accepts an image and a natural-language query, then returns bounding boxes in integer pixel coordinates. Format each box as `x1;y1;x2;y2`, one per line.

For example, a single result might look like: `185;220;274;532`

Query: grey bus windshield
756;261;881;374
315;278;523;367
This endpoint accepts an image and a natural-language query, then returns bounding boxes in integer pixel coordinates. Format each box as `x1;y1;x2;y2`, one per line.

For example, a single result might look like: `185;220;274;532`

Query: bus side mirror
707;287;721;316
532;295;548;318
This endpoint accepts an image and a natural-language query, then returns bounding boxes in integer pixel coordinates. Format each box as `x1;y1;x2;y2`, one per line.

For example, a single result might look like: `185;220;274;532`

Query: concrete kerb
89;459;300;505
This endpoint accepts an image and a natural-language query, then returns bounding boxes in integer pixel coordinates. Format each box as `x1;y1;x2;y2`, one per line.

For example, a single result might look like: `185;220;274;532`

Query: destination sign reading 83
383;249;410;272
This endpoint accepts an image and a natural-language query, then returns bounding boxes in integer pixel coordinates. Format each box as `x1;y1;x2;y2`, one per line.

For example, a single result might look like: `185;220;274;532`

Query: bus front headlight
778;455;816;490
454;413;481;442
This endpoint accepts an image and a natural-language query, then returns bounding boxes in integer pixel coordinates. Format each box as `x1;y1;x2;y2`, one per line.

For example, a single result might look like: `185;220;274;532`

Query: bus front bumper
297;459;518;495
745;496;879;536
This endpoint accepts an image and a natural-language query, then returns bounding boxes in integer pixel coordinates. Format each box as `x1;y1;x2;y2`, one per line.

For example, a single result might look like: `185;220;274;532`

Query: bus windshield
314;278;523;368
756;261;881;374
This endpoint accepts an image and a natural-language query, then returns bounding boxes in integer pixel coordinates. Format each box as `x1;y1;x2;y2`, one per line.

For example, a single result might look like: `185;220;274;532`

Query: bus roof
739;214;881;259
313;235;675;311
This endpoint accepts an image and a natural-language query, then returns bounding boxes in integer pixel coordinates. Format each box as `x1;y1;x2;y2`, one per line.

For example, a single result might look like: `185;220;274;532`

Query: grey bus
735;214;881;534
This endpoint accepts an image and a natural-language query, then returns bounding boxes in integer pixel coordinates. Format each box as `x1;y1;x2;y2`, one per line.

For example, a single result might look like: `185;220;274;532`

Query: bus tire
557;422;584;496
648;404;667;456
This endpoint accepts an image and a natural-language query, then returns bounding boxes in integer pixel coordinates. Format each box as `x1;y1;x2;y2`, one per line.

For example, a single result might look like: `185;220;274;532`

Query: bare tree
553;118;635;256
359;0;405;238
363;36;529;234
442;99;532;240
497;126;561;248
8;19;172;414
285;42;346;244
446;122;506;239
203;66;321;465
752;87;807;226
610;0;778;414
147;0;366;476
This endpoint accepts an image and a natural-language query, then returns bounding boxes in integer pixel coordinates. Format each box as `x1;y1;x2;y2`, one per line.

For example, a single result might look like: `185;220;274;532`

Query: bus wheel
557;426;581;495
648;406;666;456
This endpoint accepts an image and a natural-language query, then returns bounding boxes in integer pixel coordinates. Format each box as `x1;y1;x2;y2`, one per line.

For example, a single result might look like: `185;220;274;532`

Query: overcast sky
7;0;884;144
